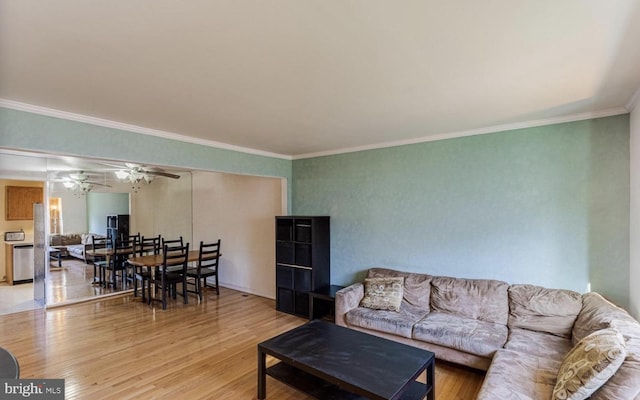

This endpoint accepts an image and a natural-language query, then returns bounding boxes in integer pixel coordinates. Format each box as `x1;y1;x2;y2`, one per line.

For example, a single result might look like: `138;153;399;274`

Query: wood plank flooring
47;258;127;305
0;288;485;399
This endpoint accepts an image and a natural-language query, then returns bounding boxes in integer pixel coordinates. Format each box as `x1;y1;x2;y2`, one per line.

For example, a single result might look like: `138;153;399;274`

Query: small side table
308;285;346;321
49;247;63;267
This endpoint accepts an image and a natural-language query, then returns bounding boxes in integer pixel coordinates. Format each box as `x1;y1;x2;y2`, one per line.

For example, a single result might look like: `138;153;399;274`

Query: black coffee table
257;320;434;400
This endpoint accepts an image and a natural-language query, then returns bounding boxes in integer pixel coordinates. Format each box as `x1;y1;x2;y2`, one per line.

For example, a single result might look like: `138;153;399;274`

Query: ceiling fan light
143;174;155;184
63;181;75;189
130;171;143;182
69;173;88;182
115;170;129;180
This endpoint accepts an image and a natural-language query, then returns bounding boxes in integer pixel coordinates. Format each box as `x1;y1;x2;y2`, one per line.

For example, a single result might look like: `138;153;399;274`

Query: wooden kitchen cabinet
5;186;43;220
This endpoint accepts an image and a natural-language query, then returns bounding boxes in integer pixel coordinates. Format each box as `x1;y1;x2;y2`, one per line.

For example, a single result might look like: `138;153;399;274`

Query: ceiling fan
108;162;181;181
53;171;111;194
100;162;180;192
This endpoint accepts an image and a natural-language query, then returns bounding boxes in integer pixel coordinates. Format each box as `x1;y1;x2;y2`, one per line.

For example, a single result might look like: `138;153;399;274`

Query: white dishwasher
13;244;34;282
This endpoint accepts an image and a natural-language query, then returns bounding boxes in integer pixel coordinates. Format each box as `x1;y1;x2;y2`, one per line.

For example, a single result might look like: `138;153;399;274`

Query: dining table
127;250;220;306
127;250;202;269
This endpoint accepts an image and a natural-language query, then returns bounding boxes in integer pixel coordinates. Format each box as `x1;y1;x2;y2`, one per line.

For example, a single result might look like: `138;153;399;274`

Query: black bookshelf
275;216;330;317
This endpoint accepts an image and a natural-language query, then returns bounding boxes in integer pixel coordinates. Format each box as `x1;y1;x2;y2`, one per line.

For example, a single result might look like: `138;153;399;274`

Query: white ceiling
1;0;639;158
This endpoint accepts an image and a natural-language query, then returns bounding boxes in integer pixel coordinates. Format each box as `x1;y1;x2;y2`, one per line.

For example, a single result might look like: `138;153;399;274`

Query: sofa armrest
335;283;364;327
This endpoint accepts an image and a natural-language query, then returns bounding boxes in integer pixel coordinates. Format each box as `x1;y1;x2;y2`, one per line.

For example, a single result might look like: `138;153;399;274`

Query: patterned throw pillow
552;328;626;400
360;277;404;312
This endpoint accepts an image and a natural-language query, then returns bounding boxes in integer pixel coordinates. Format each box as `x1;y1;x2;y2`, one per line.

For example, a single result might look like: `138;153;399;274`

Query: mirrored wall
0;149;192;311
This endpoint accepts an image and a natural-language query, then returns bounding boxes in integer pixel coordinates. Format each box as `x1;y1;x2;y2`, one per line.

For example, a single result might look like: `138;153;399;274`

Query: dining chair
153;243;190;310
186;240;221;300
90;235;110;285
139;235;161;256
121;233;141;285
133;235;161;303
107;235;136;289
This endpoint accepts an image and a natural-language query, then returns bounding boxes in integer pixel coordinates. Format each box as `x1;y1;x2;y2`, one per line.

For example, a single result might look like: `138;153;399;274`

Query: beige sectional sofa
335;267;640;400
49;233;107;263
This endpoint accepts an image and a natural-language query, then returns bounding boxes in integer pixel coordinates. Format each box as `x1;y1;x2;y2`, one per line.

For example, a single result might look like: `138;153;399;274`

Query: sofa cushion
345;302;429;339
367;268;432;309
505;327;573;363
61;233;82;246
430;276;509;325
553;328;626;400
66;244;84;257
360;277;404;312
509;284;582;339
412;312;508;358
477;349;561;400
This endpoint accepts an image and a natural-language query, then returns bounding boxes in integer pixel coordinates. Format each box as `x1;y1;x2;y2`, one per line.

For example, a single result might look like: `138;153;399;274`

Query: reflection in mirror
45;161;192;307
0;151;47;315
0;148;192;313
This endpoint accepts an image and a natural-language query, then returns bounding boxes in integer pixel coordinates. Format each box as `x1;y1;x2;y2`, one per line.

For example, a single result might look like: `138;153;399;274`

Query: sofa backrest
508;284;582;338
49;233;82;246
430;276;509;325
367;268;432;309
573;292;635;342
81;233;106;245
576;292;640;400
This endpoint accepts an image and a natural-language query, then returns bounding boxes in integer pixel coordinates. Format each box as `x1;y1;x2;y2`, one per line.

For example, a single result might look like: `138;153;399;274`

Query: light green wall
0;107;292;190
293;115;630;308
1;107;632;308
87;192;129;236
630;103;640;320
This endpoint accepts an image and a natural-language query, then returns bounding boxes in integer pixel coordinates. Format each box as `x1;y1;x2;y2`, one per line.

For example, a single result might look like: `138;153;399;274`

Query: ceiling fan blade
98;162;129;170
145;170;180;179
87;181;112;187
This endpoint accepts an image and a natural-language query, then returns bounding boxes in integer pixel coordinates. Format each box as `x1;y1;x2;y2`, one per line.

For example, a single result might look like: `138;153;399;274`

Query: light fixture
57;171;110;196
62;178;94;195
114;164;166;192
115;169;146;192
114;170;129;180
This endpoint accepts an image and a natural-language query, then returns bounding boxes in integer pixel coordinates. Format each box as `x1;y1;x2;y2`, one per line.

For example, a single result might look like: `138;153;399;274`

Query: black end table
308;284;345;321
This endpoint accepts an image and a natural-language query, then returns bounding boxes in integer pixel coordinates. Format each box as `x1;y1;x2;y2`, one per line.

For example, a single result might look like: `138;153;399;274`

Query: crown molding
0;99;292;160
1;99;630;161
293;107;629;160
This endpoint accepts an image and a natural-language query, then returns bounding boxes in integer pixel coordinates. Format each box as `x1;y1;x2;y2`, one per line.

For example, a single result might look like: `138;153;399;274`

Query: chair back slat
91;235;110;251
199;240;220;270
140;235;161;256
163;243;189;271
162;236;184;249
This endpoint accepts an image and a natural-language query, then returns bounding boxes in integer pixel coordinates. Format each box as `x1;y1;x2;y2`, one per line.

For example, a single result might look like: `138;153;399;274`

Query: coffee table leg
427;360;435;400
257;348;266;399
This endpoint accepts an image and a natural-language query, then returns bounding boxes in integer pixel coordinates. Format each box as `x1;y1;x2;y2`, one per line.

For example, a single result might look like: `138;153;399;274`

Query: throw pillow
552;328;626;400
360;277;404;312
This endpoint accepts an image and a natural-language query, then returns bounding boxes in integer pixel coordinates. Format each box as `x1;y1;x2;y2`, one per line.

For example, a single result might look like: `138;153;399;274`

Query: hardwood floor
0;288;485;399
47;257;127;305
